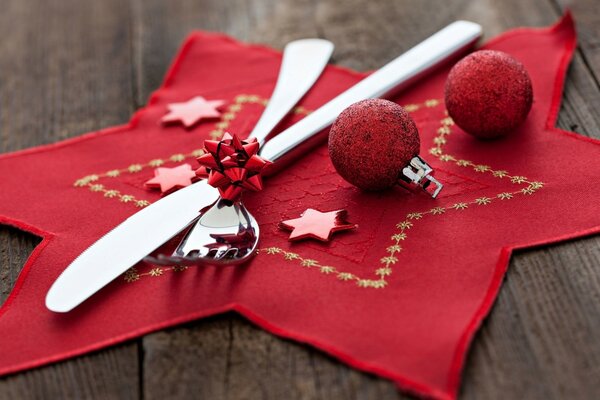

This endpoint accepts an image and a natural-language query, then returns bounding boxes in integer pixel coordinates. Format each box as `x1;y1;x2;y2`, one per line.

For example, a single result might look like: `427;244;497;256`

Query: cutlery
46;21;482;312
145;38;335;266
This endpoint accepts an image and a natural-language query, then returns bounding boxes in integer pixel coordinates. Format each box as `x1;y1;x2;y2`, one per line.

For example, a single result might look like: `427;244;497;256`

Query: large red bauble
445;50;533;139
328;99;420;190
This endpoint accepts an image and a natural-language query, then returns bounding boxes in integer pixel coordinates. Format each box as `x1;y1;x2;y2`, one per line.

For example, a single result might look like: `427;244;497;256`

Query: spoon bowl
147;198;259;266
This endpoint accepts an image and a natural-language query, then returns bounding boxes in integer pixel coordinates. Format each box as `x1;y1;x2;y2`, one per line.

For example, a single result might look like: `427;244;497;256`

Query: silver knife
46;21;482;312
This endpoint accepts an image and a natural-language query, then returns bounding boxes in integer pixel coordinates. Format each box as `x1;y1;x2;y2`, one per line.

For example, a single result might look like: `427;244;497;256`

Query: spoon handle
249;39;334;146
259;20;482;170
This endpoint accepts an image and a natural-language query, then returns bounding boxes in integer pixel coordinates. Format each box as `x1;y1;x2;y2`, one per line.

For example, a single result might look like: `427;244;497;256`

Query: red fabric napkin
0;13;597;400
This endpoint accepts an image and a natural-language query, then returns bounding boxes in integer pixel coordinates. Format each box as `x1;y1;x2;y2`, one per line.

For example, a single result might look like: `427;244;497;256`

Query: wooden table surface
1;0;599;399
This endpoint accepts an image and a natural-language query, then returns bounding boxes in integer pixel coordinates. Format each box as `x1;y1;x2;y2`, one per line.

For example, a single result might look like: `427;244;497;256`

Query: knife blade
46;21;482;312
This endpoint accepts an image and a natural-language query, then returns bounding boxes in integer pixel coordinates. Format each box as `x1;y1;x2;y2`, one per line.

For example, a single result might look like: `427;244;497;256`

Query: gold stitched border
72;95;542;287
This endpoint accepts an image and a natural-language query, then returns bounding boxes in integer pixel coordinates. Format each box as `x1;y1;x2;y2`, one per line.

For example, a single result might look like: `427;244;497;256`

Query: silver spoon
145;38;334;266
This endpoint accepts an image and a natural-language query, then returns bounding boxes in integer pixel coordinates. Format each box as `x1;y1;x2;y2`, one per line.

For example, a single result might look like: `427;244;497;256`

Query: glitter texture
445;50;533;139
328;99;420;190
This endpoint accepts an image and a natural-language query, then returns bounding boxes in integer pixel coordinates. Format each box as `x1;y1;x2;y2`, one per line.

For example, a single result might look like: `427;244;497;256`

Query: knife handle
259;20;482;174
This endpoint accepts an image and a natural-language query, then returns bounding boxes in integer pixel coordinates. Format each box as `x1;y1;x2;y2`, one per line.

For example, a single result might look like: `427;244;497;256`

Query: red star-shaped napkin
279;209;357;241
144;164;197;194
161;96;225;128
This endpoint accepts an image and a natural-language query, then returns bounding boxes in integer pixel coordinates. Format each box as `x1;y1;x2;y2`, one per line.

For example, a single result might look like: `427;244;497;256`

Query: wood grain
1;0;599;399
0;1;139;399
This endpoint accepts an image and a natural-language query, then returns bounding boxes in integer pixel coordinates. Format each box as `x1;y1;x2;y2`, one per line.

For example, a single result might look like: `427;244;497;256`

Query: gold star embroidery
396;221;413;230
120;195;135;203
380;256;398;265
407;212;423;220
371;280;387;289
123;268;140;283
387;244;402;253
475;197;492;205
172;265;188;272
104;190;119;198
429;147;442;156
89;184;104;192
301;259;318;267
170;154;186;162
376;267;392;277
456;159;470;167
530;181;544;189
149;268;164;277
319;266;335;274
106;170;121;177
191;149;205;157
430;207;445;215
451;202;469;210
357;279;372;288
392;233;407;241
439;154;454;162
283;252;300;260
521;187;535;195
492;170;508;178
437;126;451;135
337;272;355;281
474;165;490;172
511;176;528;184
497;192;513;200
128;164;143;173
149;159;164;167
221;112;235;121
135;200;150;208
265;247;281;255
441;117;454;126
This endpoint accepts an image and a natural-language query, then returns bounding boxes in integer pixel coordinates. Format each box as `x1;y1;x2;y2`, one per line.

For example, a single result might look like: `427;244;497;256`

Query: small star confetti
279;209;357;242
145;164;197;195
162;96;225;128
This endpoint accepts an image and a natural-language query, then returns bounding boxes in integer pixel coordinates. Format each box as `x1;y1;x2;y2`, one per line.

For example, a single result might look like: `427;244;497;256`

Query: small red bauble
445;50;533;139
328;99;420;191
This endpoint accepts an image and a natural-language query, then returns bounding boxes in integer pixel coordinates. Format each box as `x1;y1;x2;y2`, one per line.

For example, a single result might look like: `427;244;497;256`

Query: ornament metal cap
398;155;443;198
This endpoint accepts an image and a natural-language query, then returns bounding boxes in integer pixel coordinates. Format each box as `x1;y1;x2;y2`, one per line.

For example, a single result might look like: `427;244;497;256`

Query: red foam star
279;209;357;242
144;164;197;194
161;96;225;128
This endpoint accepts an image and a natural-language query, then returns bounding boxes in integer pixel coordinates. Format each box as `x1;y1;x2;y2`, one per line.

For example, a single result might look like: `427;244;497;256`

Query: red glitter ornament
328;99;420;191
445;50;533;139
196;133;271;202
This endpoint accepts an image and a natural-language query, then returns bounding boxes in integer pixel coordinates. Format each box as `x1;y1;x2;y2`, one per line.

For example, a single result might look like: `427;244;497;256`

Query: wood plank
0;0;140;398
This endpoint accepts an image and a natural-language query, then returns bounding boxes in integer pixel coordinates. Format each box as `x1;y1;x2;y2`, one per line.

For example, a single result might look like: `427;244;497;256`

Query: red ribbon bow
196;133;271;202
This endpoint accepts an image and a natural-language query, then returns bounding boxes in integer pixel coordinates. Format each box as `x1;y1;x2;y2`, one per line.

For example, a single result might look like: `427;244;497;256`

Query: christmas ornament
144;164;197;194
162;96;225;128
279;208;357;242
328;99;442;197
445;50;533;138
196;133;271;202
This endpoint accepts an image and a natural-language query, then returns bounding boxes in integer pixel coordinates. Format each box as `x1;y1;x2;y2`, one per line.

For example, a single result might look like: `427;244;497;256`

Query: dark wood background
1;0;599;399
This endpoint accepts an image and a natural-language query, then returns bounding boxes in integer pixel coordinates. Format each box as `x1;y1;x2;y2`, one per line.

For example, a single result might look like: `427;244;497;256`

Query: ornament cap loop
398;156;443;198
